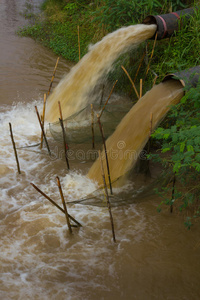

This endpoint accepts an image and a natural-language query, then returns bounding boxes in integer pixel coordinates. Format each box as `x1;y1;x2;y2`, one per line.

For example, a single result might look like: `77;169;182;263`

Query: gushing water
88;80;184;186
46;24;157;122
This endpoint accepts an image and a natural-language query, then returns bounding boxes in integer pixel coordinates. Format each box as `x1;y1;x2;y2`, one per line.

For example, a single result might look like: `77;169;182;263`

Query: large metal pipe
143;7;195;40
162;66;200;89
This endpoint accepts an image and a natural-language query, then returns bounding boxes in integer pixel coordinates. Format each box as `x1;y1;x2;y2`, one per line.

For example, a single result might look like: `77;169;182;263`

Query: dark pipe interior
162;66;200;89
143;7;194;39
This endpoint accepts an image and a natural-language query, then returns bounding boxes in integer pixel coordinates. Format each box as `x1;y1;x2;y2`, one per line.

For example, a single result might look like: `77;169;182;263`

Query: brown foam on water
46;24;156;122
88;79;184;186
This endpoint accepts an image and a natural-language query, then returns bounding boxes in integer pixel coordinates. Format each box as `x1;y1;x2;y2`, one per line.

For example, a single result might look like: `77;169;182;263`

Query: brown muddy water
1;1;200;300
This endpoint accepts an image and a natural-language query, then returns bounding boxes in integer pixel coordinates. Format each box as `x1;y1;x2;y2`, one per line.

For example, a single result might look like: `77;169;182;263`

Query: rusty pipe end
143;7;195;40
162;66;200;89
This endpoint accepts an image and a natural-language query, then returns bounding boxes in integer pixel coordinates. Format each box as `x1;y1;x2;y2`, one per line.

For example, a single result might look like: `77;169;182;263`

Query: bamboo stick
30;182;82;227
56;176;72;234
97;114;113;195
121;65;139;100
9;123;21;174
40;93;47;149
153;75;158;86
47;57;60;96
78;26;81;61
99;150;116;243
133;51;146;83
99;80;118;118
145;32;158;77
35;106;51;156
58;101;70;169
140;79;143;98
91;104;95;149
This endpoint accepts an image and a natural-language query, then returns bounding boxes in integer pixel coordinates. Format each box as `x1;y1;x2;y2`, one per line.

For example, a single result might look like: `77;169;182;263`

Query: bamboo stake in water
97;114;113;195
30;182;82;227
99;80;118;118
91;104;95;149
9;122;21;174
145;32;158;77
140;79;143;98
78;25;81;61
56;176;72;234
47;57;60;96
35;106;51;156
99;150;116;243
40;93;47;149
58;101;70;169
121;65;139;100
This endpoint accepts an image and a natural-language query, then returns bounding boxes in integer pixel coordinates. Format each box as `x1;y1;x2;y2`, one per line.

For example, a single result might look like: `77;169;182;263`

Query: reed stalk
47;57;60;96
133;51;146;83
56;176;72;234
9;123;21;174
99;80;118;118
78;26;81;61
58;101;70;169
121;65;139;100
99;150;116;243
153;75;158;86
97;114;113;195
145;32;158;77
140;79;143;98
35;106;51;156
90;104;95;149
30;182;82;227
40;93;47;149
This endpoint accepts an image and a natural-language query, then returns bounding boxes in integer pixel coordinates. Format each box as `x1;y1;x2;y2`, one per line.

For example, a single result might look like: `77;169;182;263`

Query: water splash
46;24;156;123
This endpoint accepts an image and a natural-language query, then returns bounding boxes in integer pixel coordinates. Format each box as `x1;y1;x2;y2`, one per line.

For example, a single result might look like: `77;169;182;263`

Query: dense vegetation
18;0;200;227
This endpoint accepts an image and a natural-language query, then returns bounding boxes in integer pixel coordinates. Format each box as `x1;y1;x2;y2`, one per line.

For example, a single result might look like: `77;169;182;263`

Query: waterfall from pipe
88;79;184;186
46;24;157;122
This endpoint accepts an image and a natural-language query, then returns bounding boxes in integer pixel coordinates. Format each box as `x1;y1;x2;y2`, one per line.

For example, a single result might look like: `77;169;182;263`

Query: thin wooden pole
91;104;95;149
47;57;60;96
56;176;72;234
99;80;118;118
140;79;143;98
9;122;21;174
153;75;158;86
30;182;82;227
40;93;47;149
145;32;158;78
78;25;81;61
97;114;113;195
133;50;146;83
58;101;70;169
121;65;139;100
99;150;116;243
35;106;51;156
